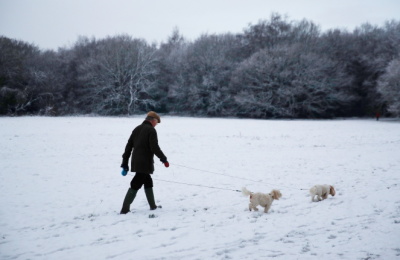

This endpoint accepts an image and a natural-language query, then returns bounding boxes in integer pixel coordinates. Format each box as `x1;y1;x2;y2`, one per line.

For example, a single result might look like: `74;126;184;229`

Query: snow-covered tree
172;33;240;116
0;37;61;115
377;58;400;116
78;35;158;115
154;28;188;112
230;44;355;118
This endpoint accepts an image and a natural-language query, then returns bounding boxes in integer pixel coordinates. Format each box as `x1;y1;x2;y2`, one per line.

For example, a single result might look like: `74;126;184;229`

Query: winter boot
120;188;138;214
144;188;160;210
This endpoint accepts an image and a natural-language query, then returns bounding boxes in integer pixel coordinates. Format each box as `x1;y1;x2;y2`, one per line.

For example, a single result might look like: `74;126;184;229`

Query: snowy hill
1;116;399;259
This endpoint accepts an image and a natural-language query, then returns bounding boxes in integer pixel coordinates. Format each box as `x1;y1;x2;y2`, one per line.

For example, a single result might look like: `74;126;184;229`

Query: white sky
1;0;399;50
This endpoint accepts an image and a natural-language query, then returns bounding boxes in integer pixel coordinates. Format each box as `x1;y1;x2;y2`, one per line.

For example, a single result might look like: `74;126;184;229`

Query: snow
1;116;399;260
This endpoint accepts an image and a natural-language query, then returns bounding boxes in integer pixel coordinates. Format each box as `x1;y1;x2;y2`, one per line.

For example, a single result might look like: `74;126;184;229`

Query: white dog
309;184;336;202
242;187;282;213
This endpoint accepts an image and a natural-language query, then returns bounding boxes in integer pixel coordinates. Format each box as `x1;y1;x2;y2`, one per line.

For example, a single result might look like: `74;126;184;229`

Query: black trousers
130;172;153;190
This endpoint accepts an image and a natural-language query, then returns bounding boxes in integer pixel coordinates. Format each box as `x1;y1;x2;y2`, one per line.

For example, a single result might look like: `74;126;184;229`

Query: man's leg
119;173;144;214
143;174;159;210
120;188;138;214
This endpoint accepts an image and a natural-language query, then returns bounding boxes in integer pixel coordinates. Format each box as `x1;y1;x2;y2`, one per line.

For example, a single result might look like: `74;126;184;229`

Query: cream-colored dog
309;184;335;202
242;187;282;213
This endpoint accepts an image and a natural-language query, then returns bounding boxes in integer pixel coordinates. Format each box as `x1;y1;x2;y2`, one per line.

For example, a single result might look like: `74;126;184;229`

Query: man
120;111;169;214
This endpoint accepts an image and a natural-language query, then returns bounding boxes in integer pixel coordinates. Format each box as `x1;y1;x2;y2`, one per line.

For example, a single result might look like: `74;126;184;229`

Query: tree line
1;14;399;118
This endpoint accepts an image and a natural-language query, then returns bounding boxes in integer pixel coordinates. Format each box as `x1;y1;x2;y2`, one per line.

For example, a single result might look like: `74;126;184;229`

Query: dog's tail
241;187;252;197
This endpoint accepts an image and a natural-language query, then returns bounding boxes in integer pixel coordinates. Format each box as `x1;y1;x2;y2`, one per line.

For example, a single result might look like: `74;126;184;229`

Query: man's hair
146;111;161;123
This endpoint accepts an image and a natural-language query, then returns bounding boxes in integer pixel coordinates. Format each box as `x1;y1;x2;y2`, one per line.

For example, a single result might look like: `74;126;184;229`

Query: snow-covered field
1;116;399;260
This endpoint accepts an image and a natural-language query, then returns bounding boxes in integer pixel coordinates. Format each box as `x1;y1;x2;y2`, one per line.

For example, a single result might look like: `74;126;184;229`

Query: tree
377;58;400;116
0;36;42;114
1;15;399;118
77;35;158;115
171;33;239;116
238;13;294;59
25;50;65;115
318;22;400;116
54;36;99;114
230;44;355;118
154;28;187;113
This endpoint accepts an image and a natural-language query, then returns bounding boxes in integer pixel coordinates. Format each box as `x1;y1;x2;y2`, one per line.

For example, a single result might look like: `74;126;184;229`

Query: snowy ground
1;116;399;260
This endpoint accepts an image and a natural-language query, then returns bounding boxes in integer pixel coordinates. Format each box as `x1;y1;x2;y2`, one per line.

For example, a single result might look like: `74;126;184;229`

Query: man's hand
121;163;129;176
121;163;129;172
121;168;128;176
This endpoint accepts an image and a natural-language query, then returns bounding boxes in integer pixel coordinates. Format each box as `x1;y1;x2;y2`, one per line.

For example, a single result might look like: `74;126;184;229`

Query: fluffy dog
242;187;282;213
309;184;335;202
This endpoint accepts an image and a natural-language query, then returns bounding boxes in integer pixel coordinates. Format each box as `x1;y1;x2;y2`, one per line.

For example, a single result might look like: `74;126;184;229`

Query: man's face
151;119;158;127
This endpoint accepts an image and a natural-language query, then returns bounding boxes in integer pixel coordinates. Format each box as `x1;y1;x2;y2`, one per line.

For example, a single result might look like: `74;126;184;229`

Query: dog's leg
264;205;271;213
249;201;259;211
249;203;258;211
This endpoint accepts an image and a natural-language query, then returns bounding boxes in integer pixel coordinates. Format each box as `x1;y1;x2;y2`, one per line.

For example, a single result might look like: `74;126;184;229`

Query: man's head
146;111;161;127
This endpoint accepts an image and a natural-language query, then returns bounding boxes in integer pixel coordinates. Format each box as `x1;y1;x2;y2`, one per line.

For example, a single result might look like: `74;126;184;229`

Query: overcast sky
1;0;399;50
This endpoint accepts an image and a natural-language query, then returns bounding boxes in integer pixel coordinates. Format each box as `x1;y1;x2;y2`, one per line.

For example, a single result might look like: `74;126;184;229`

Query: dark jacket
122;120;167;174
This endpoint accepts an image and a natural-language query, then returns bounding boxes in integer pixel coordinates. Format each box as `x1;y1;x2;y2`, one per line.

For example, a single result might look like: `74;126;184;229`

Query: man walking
120;111;169;214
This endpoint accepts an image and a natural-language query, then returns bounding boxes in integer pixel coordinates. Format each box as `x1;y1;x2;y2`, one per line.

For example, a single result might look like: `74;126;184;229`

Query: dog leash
126;173;240;192
173;164;268;184
154;178;241;192
173;163;308;191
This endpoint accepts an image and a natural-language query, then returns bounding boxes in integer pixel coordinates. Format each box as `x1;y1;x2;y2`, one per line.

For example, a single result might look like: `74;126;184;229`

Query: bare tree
78;35;158;115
